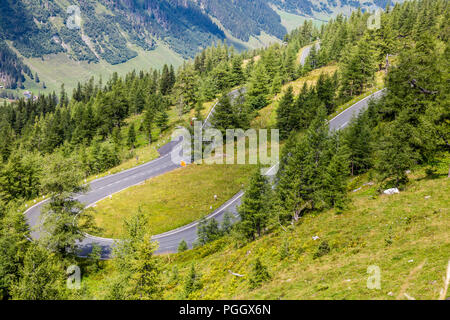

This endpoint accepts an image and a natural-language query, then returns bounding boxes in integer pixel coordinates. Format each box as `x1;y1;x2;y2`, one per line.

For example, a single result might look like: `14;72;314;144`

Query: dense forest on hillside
0;0;222;67
0;41;33;90
0;0;448;300
195;0;286;41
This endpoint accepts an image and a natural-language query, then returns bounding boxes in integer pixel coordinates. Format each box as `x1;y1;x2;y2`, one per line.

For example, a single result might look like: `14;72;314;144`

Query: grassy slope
275;8;323;32
90;163;252;238
161;161;449;300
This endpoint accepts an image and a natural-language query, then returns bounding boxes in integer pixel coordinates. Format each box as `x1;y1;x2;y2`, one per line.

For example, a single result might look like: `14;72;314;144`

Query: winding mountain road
299;41;321;66
23;44;386;259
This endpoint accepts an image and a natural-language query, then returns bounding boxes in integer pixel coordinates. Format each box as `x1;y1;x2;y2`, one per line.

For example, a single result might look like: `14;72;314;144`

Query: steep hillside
0;41;32;91
158;162;449;300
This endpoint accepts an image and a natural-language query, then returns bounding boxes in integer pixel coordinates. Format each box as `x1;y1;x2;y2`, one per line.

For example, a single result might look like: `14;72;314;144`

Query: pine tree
59;84;69;107
142;107;154;145
295;83;322;129
323;136;350;213
155;109;169;132
178;240;188;253
194;100;205;123
131;87;146;115
246;63;270;110
282;49;296;82
211;93;235;134
221;212;234;234
169;65;176;89
249;258;271;289
127;123;136;148
340;36;375;98
0;209;30;299
107;210;162;300
111;126;122;151
184;264;202;298
160;64;171;95
128;234;162;300
176;95;185;120
276;86;296;139
375;113;419;188
175;66;198;109
270;72;283;95
316;72;337;115
12;244;67;300
86;244;102;273
230;56;244;86
276;131;297;184
212;61;231;92
198;77;216;102
39;154;87;257
343;111;373;175
420;96;450;176
197;218;222;245
275;106;330;222
238;168;272;241
0;150;41;203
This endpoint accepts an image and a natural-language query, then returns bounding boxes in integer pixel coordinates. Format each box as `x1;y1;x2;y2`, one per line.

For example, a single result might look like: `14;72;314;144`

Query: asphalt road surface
328;89;386;131
299;42;321;66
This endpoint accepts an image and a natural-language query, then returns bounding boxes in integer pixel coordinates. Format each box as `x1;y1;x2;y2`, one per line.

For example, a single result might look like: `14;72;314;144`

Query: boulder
383;188;400;195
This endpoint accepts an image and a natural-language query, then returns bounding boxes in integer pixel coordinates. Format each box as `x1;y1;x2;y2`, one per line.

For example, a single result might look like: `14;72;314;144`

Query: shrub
313;241;331;259
249;258;271;289
178;240;188;253
184;264;202;297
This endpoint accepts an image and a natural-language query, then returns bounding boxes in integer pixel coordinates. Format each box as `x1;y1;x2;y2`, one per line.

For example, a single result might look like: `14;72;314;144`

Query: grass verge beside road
90;163;253;238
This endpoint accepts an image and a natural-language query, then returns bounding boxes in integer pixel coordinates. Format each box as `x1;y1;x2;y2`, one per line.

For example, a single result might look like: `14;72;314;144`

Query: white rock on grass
383;188;400;195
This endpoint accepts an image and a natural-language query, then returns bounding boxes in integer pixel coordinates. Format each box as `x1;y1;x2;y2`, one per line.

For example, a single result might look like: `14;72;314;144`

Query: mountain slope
159;163;449;300
0;0;394;93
